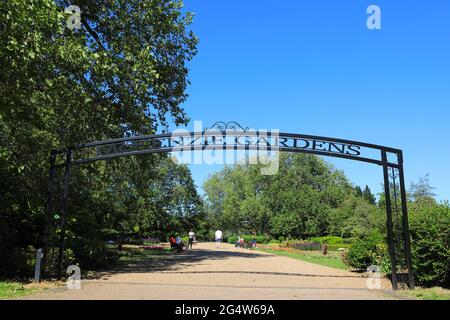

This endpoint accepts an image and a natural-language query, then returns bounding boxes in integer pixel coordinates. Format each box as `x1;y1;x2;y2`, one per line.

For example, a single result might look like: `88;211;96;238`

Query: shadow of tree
85;247;272;280
84;247;366;281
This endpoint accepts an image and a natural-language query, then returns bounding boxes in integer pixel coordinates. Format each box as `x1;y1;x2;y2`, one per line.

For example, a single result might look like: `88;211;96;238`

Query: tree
408;201;449;288
354;186;363;197
329;195;385;238
203;154;354;239
409;174;436;204
0;0;198;277
363;185;376;205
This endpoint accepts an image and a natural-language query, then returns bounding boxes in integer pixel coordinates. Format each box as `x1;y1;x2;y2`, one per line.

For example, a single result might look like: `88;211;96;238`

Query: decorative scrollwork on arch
204;121;249;133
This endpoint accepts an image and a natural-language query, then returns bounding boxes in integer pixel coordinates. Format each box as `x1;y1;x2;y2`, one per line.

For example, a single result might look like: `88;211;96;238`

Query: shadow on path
85;248;271;280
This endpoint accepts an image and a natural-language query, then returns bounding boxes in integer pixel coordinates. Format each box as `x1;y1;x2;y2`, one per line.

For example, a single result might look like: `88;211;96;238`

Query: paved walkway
24;243;395;300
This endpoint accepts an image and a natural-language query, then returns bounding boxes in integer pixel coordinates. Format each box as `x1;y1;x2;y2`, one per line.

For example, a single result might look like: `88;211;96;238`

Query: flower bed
288;242;321;251
259;242;323;252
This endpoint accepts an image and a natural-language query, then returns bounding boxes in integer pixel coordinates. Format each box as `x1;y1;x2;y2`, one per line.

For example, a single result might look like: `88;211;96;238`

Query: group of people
168;229;256;252
168;229;196;252
235;236;257;250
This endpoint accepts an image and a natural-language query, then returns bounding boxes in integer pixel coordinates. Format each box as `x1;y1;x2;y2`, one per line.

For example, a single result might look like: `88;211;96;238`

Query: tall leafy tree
203;154;353;239
354;186;363;197
362;185;376;205
0;0;198;276
409;174;436;204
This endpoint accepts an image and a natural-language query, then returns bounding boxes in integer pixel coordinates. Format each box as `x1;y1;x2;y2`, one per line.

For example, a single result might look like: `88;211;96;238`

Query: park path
23;243;395;300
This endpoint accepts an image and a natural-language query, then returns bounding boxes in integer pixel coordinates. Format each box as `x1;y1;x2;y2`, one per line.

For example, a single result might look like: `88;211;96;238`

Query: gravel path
23;243;395;300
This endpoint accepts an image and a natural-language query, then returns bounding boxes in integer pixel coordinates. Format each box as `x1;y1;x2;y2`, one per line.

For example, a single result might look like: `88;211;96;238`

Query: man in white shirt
215;230;223;248
188;229;195;250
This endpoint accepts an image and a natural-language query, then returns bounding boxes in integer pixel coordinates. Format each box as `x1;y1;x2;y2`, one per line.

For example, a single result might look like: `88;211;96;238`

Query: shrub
409;202;450;288
0;246;36;278
376;244;392;274
344;232;384;270
309;236;354;251
206;230;216;242
227;236;238;244
227;235;268;244
242;235;266;244
43;247;76;278
69;240;119;271
278;236;286;242
269;239;280;244
0;245;75;279
309;236;345;245
343;238;355;244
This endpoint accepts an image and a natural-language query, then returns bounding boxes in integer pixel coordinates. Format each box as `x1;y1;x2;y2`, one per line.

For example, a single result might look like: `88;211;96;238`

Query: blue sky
170;0;450;200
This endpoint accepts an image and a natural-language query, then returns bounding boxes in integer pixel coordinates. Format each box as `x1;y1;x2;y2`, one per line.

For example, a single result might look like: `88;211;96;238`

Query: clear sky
169;0;450;201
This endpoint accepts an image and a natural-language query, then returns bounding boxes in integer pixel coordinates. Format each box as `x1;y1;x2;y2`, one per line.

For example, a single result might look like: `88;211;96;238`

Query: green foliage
409;174;436;204
399;287;450;300
227;235;238;244
244;235;267;243
203;154;353;239
0;282;41;300
42;247;76;278
70;241;118;270
309;236;344;245
0;245;75;279
409;202;450;288
328;195;385;238
344;231;385;270
205;150;448;288
308;236;354;251
362;185;376;205
0;246;37;279
0;0;199;278
354;186;363;197
227;235;267;244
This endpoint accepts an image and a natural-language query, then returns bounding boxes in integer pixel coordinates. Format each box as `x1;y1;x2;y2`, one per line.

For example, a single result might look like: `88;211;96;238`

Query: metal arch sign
47;121;414;290
63;121;402;168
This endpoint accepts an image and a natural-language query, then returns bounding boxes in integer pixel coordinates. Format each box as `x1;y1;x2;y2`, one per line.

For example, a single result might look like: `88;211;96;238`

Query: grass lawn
0;282;43;300
258;248;348;270
397;287;450;300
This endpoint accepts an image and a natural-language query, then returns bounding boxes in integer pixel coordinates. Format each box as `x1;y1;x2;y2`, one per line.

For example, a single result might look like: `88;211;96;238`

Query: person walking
188;229;195;251
215;229;223;248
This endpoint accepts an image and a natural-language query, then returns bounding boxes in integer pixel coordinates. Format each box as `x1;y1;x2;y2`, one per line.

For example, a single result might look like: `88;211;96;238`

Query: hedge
227;235;268;244
409;202;450;288
343;232;385;271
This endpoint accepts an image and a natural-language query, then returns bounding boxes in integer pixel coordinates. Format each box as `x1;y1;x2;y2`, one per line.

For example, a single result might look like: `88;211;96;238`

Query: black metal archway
45;121;415;290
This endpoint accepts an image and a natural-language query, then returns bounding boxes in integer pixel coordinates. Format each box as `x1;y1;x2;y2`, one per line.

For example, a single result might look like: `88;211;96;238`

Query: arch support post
382;150;398;290
57;149;72;279
397;151;415;289
42;150;57;280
